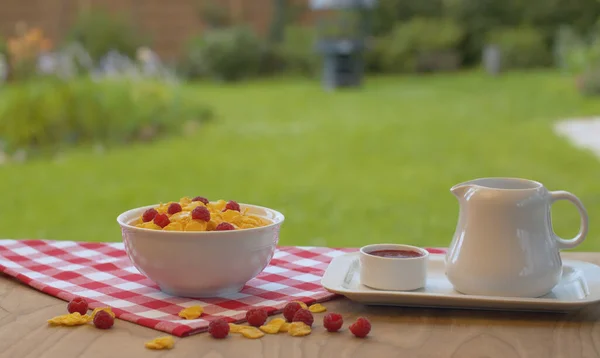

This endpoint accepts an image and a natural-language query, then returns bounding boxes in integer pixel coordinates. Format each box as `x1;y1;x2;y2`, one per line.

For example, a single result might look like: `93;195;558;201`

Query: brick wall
0;0;311;61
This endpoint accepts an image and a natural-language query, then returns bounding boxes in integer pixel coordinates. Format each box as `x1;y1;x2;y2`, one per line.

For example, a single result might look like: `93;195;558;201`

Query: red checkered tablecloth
0;239;446;337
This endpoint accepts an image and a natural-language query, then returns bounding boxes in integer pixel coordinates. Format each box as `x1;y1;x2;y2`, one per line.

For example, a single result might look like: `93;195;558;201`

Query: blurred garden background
1;0;600;250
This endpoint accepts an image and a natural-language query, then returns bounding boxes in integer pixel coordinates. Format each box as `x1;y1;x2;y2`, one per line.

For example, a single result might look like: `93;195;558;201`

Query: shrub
364;36;389;73
257;45;287;76
578;67;600;95
553;23;600;95
370;0;446;36
0;78;213;156
196;0;231;29
554;24;600;74
181;26;264;82
379;18;464;73
370;0;600;66
65;7;149;64
486;27;551;69
5;27;53;81
276;26;319;76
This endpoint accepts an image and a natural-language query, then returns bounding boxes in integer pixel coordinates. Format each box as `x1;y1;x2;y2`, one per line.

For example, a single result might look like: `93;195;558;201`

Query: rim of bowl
117;202;285;235
360;243;429;260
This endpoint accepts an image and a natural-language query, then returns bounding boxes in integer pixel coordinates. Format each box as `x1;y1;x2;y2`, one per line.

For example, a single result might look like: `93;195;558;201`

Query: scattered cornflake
288;322;312;337
145;336;175;350
239;326;265;339
229;323;245;333
178;305;203;319
295;301;308;310
308;303;327;313
91;307;115;319
47;312;92;326
259;318;286;334
279;322;291;333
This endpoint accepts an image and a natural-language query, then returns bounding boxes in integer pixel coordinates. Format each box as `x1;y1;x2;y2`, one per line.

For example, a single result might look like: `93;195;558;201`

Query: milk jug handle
550;191;589;249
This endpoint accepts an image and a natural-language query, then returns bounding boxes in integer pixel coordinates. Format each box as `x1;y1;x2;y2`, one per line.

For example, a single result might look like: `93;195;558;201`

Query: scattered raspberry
168;203;182;215
215;222;235;231
192;196;209;205
323;313;343;332
224;200;241;212
292;309;314;327
208;318;230;339
191;206;211;222
153;213;170;228
283;302;302;322
246;308;268;327
142;208;158;222
67;297;88;315
93;310;114;329
349;317;371;338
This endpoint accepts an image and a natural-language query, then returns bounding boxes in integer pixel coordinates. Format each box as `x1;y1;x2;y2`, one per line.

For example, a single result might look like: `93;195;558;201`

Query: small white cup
359;244;429;291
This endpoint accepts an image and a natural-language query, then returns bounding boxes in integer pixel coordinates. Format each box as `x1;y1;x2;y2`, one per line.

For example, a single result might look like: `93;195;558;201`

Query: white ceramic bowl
359;243;429;291
117;203;284;298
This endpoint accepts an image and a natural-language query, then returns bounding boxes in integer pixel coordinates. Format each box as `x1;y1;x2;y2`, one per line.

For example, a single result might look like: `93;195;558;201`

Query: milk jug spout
450;183;472;200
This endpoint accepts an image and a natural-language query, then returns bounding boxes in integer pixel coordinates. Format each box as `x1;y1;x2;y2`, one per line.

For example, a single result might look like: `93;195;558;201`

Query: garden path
554;118;600;158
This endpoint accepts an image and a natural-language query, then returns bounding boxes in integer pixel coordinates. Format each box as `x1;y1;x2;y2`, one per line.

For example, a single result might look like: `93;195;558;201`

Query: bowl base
158;284;245;298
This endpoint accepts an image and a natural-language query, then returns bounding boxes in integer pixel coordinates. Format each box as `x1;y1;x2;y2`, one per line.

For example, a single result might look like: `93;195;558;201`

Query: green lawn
2;70;600;251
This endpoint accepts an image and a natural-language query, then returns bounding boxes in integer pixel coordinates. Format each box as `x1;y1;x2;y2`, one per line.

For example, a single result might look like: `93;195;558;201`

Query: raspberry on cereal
93;310;114;329
168;203;182;215
283;302;302;322
246;308;268;327
349;317;371;338
224;200;241;212
323;313;343;332
215;222;235;231
192;196;209;205
208;318;230;339
191;206;211;222
142;208;158;222
153;213;170;228
292;309;314;327
67;297;88;315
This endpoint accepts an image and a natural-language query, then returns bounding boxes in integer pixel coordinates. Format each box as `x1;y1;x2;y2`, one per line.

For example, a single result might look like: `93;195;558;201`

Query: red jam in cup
367;249;424;258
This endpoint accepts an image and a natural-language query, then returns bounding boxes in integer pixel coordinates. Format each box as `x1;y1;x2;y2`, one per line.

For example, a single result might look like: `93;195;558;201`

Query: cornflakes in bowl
130;198;271;232
117;197;284;298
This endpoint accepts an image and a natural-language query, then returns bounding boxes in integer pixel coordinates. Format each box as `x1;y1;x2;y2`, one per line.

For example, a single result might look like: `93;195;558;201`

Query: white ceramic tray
321;252;600;312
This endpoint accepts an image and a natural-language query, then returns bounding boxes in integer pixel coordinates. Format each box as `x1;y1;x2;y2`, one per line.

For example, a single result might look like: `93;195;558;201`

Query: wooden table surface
2;252;600;358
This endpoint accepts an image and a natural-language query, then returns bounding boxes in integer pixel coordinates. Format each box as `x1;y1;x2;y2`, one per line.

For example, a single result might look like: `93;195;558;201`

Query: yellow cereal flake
295;301;308;310
184;220;208;231
179;197;192;206
169;211;190;222
239;326;265;339
178;305;203;319
308;303;327;313
240;216;261;226
279;322;290;333
47;312;92;326
207;220;218;231
259;318;286;334
288;322;311;337
145;336;175;350
229;323;245;333
136;221;162;230
208;200;227;212
91;307;115;319
156;203;169;214
183;201;204;212
222;209;241;222
164;221;185;231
